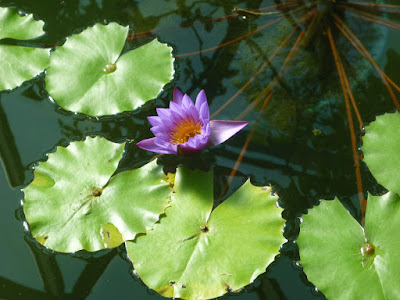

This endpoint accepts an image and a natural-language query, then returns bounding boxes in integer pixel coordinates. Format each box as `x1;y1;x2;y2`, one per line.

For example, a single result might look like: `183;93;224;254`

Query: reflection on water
0;0;399;299
0;99;25;187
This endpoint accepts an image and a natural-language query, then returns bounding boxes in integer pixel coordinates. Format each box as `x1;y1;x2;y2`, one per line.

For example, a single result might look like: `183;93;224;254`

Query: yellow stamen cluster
170;118;202;145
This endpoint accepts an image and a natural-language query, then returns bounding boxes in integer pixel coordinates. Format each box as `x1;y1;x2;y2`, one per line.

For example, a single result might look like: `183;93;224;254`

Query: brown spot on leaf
200;225;208;233
104;63;117;74
224;283;232;292
93;189;102;197
363;242;375;255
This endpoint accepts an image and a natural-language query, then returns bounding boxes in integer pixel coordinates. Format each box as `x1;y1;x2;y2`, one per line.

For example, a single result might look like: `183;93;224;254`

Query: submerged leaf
126;167;285;300
297;196;400;299
0;7;49;91
23;137;173;253
362;112;400;195
45;22;174;116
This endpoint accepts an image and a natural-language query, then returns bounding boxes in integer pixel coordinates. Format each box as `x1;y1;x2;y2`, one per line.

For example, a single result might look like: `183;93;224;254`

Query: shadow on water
0;99;25;187
1;0;400;299
0;235;118;299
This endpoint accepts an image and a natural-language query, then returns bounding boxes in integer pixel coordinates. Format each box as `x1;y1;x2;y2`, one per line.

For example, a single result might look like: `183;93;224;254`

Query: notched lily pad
297;195;400;299
362;112;400;195
23;137;173;253
0;7;45;40
45;22;175;116
0;7;49;91
126;167;285;300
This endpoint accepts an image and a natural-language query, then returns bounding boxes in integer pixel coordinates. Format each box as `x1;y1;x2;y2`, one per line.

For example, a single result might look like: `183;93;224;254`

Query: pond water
1;0;400;299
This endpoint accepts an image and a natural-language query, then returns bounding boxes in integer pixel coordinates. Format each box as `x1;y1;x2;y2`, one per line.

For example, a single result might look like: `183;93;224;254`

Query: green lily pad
0;7;45;40
45;22;174;116
0;7;49;91
126;167;285;300
297;195;400;299
362;112;400;195
23;137;173;253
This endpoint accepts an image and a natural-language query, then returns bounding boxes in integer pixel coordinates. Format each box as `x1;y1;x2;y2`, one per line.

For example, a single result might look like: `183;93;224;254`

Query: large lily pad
23;137;173;253
362;112;400;195
297;195;400;299
126;167;285;300
45;22;174;116
0;7;49;91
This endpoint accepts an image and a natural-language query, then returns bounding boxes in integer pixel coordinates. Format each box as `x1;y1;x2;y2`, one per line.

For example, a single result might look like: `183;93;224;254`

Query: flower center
170;118;202;145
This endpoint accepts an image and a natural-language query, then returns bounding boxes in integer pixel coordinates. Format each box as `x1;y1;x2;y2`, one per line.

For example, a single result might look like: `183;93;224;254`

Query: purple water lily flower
136;88;248;155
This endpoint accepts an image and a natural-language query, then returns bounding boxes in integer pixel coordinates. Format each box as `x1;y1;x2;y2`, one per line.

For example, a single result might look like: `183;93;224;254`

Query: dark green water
1;0;400;299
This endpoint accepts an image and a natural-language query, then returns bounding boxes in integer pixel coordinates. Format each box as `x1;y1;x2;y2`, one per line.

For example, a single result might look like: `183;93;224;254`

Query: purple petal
182;94;195;112
147;116;162;127
198;133;209;144
199;102;209;122
195;90;209;120
169;101;185;118
173;88;184;105
151;121;173;134
185;137;198;149
137;137;178;154
170;110;183;123
188;105;200;121
154;138;176;149
150;129;170;141
208;120;248;146
156;108;175;129
197;138;209;149
150;126;163;135
197;124;210;145
156;108;172;121
181;125;209;151
202;122;211;137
